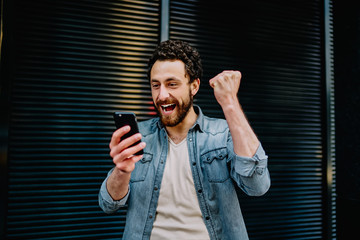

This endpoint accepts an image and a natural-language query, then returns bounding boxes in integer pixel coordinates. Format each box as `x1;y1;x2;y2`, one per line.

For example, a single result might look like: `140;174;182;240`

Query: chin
160;115;180;127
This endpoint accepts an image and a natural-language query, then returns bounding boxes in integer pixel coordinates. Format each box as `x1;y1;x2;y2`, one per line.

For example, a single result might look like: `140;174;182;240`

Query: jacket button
205;216;210;220
256;167;264;175
198;189;202;193
192;162;196;166
149;215;153;219
154;187;158;191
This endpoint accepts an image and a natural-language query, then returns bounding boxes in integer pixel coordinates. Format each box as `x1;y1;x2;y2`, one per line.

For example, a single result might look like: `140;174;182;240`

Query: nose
158;85;170;101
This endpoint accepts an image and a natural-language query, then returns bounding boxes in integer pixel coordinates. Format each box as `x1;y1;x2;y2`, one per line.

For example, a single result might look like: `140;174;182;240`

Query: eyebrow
151;77;182;83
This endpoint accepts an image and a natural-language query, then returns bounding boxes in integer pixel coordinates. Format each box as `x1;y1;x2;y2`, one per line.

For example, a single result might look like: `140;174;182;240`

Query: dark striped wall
4;1;159;239
333;0;360;239
1;0;335;239
169;1;335;239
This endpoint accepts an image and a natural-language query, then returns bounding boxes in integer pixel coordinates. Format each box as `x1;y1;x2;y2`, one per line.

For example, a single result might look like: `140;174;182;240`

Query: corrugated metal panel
4;0;336;239
170;0;334;239
6;0;159;239
324;0;336;239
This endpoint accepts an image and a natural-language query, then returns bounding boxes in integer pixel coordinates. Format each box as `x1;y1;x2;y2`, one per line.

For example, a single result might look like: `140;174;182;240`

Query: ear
190;78;200;96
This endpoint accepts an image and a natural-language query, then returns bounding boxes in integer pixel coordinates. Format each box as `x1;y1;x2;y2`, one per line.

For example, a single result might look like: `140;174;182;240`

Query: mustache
155;95;178;106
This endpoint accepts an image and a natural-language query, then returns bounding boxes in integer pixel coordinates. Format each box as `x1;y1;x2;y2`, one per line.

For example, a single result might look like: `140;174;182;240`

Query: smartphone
113;112;143;155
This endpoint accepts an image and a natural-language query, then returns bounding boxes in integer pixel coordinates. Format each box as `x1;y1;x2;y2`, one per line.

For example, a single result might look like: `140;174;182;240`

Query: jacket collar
192;105;204;133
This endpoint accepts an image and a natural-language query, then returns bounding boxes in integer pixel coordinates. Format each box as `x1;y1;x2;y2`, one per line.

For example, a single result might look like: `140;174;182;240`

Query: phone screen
113;112;143;155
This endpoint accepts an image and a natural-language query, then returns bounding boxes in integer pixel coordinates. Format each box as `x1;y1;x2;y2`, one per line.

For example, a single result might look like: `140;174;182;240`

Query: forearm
107;168;131;201
99;168;130;214
221;96;259;157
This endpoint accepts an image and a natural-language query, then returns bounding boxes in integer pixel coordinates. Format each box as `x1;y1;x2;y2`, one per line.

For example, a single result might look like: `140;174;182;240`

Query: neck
166;106;198;144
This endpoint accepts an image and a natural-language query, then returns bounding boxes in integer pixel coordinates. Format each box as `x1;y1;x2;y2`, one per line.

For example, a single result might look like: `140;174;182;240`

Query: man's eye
152;84;159;88
169;83;177;87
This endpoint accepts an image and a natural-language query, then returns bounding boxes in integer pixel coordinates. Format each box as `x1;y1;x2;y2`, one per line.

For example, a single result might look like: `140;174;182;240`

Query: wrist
114;167;132;179
220;96;240;112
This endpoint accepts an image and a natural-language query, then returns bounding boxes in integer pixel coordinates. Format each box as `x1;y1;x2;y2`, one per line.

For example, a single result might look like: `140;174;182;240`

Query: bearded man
99;40;270;240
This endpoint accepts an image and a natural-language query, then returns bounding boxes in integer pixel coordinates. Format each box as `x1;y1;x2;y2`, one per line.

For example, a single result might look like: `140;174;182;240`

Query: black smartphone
113;112;143;155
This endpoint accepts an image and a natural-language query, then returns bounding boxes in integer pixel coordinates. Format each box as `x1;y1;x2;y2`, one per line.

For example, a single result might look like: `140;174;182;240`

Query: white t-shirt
150;137;210;240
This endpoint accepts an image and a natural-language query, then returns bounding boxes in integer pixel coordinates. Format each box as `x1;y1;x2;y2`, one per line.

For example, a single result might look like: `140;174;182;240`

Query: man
99;40;270;239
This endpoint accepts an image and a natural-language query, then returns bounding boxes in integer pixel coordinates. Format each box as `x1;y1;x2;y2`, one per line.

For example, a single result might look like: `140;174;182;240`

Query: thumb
209;79;218;89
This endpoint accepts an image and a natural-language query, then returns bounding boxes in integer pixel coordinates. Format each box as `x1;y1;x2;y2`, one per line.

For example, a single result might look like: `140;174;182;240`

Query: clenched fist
209;70;242;107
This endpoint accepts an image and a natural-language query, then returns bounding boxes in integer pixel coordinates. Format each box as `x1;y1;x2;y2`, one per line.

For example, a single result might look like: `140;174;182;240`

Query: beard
155;91;193;127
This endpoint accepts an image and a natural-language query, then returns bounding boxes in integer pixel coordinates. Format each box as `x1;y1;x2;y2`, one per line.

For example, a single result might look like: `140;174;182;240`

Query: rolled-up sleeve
233;142;268;177
98;168;129;214
231;143;270;196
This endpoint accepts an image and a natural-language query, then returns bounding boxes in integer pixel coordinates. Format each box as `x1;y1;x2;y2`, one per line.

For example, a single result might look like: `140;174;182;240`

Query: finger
110;132;143;158
115;154;143;173
109;126;131;149
209;76;223;89
113;141;146;164
121;133;143;152
221;71;241;87
232;71;242;89
229;71;241;83
209;71;222;88
210;80;217;88
209;70;241;88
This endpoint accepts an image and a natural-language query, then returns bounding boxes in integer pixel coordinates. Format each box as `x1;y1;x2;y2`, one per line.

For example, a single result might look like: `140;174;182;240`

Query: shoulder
194;105;228;134
201;114;229;134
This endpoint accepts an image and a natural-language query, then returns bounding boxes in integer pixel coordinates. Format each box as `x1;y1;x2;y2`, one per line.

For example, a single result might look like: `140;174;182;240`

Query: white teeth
161;103;175;112
161;104;174;108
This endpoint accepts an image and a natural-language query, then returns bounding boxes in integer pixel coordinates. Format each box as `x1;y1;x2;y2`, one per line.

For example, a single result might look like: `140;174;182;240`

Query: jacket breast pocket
202;148;230;183
130;153;152;182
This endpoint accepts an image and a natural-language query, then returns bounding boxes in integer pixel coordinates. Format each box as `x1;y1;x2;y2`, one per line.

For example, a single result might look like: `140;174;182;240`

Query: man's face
150;60;196;127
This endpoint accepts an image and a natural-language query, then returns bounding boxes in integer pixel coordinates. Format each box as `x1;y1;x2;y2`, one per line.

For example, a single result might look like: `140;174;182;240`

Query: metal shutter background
5;0;159;239
170;0;335;239
3;0;336;239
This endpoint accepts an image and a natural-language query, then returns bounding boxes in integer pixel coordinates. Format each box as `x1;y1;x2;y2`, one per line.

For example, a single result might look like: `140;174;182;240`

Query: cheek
151;90;158;101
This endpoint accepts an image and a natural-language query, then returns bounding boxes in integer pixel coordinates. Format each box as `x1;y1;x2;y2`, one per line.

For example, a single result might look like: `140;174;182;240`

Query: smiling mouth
161;103;176;113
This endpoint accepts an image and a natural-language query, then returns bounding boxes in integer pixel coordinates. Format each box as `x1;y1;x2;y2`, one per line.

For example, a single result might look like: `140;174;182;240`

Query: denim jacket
99;106;270;240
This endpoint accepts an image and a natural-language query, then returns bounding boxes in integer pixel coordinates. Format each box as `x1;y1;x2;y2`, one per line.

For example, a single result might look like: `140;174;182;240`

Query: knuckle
110;147;119;159
113;154;120;164
113;153;122;163
120;149;131;159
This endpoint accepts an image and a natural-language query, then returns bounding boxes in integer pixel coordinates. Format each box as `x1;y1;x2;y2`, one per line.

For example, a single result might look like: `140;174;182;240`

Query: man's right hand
109;125;146;173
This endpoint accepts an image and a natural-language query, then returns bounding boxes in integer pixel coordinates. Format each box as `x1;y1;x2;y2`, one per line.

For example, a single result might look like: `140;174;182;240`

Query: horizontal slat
170;0;329;239
5;0;335;239
6;0;159;239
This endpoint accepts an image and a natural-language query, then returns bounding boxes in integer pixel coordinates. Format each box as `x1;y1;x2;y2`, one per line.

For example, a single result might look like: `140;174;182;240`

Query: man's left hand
209;70;242;107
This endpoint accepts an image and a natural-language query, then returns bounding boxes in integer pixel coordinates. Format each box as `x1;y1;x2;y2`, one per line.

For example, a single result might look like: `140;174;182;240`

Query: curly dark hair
147;40;203;83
